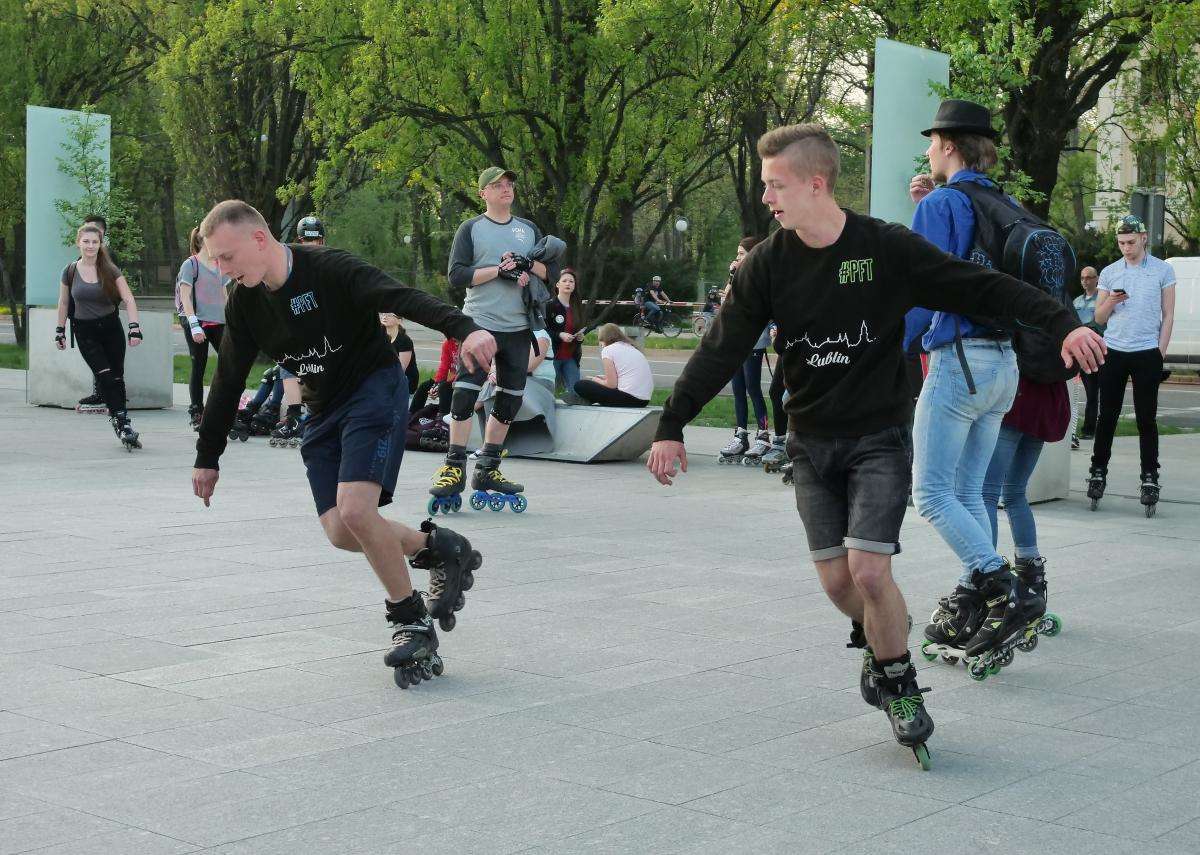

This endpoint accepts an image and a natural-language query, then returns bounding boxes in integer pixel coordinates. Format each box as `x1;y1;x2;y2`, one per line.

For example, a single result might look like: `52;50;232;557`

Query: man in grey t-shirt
429;166;559;507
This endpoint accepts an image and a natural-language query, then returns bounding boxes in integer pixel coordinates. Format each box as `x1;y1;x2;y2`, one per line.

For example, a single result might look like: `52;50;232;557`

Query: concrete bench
471;402;662;463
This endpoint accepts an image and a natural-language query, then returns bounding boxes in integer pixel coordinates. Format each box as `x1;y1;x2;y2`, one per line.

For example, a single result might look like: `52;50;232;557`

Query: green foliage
53;108;144;271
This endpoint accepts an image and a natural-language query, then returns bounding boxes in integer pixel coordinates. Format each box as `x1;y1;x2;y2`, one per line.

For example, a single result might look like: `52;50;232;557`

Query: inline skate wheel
451;494;463;512
430;656;444;677
913;743;932;771
439;613;456;632
1089;498;1099;511
941;653;957;664
488;494;506;512
920;641;938;662
427;497;440;516
1044;613;1063;637
997;649;1014;668
420;660;434;681
1145;504;1156;518
968;661;989;681
462;570;476;592
1017;633;1039;653
393;667;410;689
470;492;487;511
511;494;528;513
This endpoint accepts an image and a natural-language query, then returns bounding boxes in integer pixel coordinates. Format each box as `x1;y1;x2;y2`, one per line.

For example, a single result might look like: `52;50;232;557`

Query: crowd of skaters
44;95;1176;768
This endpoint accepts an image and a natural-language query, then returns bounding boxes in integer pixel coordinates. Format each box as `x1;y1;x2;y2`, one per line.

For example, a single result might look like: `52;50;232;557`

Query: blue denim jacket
903;170;1000;352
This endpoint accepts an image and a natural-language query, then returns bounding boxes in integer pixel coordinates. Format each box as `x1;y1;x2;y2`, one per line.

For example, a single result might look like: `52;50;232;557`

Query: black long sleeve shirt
195;244;479;469
656;210;1081;442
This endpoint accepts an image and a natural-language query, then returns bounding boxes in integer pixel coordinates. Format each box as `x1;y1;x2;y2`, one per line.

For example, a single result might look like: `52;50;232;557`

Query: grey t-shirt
447;214;542;332
176;256;229;324
62;263;119;320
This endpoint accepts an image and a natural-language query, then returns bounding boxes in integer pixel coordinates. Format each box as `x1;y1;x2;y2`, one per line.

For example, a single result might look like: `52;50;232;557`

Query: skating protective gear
450;383;483;421
127;322;142;344
488;387;525;425
497;251;532;280
296;215;325;242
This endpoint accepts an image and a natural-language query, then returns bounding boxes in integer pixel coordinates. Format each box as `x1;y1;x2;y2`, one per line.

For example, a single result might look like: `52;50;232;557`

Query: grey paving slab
3;368;1200;850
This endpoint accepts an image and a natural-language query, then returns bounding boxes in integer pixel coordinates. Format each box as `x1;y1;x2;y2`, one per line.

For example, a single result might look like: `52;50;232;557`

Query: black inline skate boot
269;406;303;448
428;450;467;515
1140;471;1160;518
923;584;985;651
411;518;482;632
876;656;934;771
383;593;443;688
780;460;794;485
848;620;882;709
111;411;141;451
76;390;106;414
470;453;527;512
760;435;788;472
187;404;203;431
1086;466;1106;511
228;401;260;441
249;404;280;437
955;567;1027;680
1012;556;1063;653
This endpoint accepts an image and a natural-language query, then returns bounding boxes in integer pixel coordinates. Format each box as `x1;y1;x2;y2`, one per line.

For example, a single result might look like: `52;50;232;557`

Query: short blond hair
757;123;840;191
597;323;631;346
200;200;270;239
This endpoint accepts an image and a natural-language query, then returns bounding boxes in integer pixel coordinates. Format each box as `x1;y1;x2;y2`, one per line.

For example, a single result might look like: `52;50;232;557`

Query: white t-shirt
532;329;555;384
601;341;653;401
1097;254;1175;352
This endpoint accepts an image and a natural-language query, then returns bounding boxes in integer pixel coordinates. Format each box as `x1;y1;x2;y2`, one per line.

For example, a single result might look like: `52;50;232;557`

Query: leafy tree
870;0;1164;216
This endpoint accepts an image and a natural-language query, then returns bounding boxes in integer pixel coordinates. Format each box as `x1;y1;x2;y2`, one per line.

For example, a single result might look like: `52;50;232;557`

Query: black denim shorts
787;425;913;562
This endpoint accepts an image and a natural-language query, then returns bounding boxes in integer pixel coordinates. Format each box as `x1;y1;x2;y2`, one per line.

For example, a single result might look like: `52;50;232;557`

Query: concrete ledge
1027;436;1070;503
27;306;174;409
471;402;662;463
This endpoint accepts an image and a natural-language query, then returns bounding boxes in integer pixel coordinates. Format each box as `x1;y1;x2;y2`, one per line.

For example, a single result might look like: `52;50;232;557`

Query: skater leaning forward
191;200;494;688
54;222;144;450
646;124;1105;769
429;165;561;514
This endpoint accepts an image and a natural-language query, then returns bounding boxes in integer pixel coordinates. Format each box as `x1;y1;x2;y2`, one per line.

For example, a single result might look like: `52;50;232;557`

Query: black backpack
950;180;1078;384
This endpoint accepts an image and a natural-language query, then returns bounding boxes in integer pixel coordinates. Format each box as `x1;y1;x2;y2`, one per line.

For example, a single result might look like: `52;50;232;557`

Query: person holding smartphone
1087;215;1176;510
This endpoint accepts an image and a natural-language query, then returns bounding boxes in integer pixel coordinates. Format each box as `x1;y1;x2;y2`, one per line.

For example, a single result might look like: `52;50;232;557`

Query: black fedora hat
921;99;996;138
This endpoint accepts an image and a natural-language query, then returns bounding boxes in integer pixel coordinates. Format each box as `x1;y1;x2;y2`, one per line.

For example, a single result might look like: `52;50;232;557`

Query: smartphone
1113;288;1127;295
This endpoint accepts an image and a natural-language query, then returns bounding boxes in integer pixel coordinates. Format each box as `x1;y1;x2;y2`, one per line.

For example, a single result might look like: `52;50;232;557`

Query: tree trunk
159;171;181;262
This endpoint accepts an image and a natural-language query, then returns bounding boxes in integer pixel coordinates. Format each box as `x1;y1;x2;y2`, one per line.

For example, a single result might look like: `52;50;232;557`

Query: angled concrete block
471;403;661;463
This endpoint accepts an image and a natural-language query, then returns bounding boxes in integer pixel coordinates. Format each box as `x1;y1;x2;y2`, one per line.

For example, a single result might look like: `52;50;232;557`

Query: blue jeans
982;425;1044;560
912;340;1019;583
553;357;581;393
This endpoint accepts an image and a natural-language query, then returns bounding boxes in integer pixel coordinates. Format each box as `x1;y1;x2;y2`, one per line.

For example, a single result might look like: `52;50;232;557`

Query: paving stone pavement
2;366;1199;854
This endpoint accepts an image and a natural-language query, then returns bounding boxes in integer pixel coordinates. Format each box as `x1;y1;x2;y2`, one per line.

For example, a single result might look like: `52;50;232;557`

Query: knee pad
450;386;480;421
490;389;524;424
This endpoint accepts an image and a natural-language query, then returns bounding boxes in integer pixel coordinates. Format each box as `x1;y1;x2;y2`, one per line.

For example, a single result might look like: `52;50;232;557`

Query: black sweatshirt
195;244;479;469
656;210;1081;442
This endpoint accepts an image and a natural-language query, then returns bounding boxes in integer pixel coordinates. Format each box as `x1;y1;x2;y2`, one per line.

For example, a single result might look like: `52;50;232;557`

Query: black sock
876;651;912;680
447;444;467;461
286;403;302;419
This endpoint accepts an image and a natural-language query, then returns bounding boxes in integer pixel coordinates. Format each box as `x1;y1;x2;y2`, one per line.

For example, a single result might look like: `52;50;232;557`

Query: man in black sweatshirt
192;200;497;687
647;124;1105;765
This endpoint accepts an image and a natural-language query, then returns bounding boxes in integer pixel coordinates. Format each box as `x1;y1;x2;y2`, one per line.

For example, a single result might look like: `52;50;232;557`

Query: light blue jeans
912;340;1019;584
982;425;1044;559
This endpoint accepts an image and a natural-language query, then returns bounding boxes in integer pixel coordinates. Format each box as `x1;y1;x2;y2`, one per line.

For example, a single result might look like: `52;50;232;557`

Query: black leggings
184;323;225;409
768;356;787;436
730;349;768;429
573;379;648;407
1091;347;1164;474
72;312;128;414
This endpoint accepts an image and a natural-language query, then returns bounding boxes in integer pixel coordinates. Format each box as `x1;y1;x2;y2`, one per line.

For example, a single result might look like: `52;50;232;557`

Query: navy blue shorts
300;366;409;516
